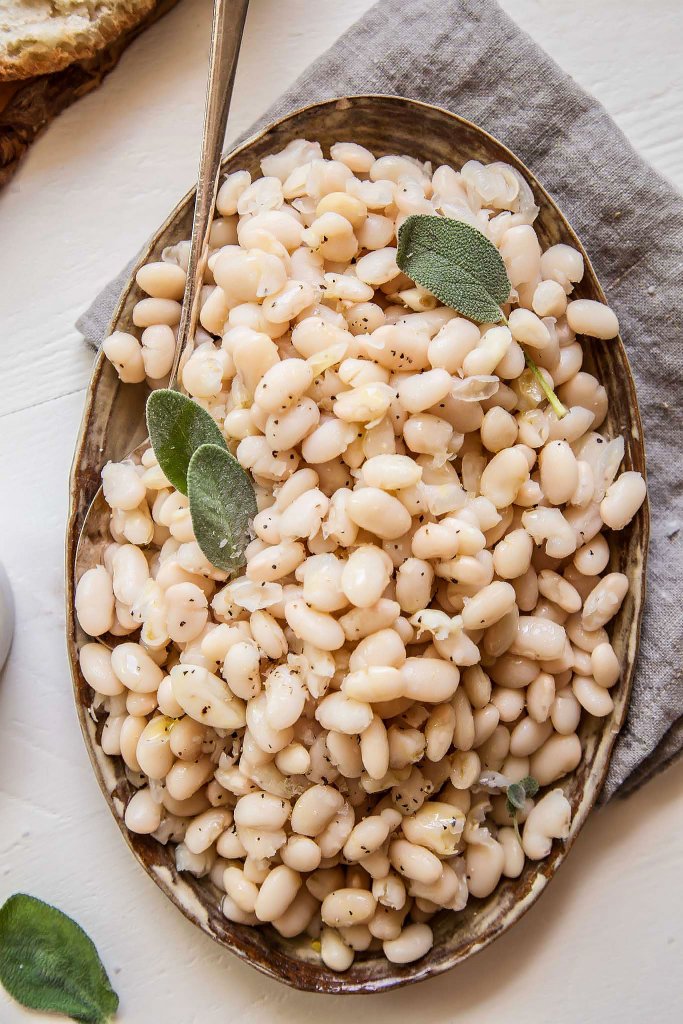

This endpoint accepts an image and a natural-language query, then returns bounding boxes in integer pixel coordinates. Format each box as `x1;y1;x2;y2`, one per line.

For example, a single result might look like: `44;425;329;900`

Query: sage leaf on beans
146;388;227;495
506;776;540;842
396;214;511;323
187;443;257;573
0;894;119;1024
397;214;567;417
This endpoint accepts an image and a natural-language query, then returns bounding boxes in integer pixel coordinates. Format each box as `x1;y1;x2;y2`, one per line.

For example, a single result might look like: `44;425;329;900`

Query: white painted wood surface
1;1;681;1019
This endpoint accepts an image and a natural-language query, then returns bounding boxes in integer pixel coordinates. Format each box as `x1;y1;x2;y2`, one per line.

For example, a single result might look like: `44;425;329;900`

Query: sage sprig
146;389;256;575
506;776;540;842
396;214;566;418
187;443;258;573
397;214;511;324
524;351;568;419
0;894;118;1023
147;388;227;495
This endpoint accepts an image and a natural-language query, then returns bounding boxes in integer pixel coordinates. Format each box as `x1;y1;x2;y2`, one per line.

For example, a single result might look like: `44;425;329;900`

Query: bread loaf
0;1;157;80
0;0;180;186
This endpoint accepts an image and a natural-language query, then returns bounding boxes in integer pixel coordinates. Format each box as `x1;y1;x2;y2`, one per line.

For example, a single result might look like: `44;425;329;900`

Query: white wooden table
1;1;682;1020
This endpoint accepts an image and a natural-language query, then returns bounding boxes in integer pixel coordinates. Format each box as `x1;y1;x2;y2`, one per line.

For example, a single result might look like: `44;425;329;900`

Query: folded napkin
78;0;683;800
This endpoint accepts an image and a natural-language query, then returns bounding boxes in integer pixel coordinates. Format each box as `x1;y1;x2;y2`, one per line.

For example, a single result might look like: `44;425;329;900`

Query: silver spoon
75;0;250;645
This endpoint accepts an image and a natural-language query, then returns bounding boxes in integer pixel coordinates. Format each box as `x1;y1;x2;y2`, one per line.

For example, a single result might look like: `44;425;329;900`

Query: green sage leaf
523;352;567;419
0;894;118;1024
396;214;511;323
520;775;540;799
506;775;540;818
505;782;526;815
187;443;257;573
146;388;227;495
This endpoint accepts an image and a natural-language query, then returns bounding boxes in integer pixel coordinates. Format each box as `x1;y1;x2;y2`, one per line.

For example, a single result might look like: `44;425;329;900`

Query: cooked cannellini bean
580;572;628;630
465;838;505;897
235;791;291;829
171;664;246;729
285;598;345;650
600;472;646;530
362;453;422;490
591;642;621;688
135;716;174;778
402;801;465;856
133;297;181;328
480;448;529;508
125;788;162;834
532;279;567;319
382;923;433;964
537;570;582;613
103;331;146;384
389;839;442;884
550;685;582;734
572;674;614;716
76;564;116;637
321;927;355;971
254;866;302;923
341;544;392;608
522;789;571;859
166;756;215;801
540;244;584;292
111;643;163;693
321;888;377;926
566;299;619;340
526;672;556;722
530;732;582;785
539;441;578;505
573;533;610;576
345;488;413;540
402;658;460;703
461;581;516;630
511;616;566;660
79;643;123;695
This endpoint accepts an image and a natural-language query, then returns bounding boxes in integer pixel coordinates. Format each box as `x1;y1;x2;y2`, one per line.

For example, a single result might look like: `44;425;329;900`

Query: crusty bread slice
0;0;180;186
0;0;157;80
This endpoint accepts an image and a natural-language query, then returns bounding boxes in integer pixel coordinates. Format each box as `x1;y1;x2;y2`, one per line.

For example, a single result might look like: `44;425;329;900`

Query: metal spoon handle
169;0;250;388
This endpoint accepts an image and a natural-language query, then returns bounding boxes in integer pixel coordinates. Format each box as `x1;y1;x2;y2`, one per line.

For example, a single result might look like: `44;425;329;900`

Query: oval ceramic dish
66;95;648;994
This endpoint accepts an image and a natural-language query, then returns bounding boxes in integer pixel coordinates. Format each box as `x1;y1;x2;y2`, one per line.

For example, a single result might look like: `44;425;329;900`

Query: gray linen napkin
77;0;683;799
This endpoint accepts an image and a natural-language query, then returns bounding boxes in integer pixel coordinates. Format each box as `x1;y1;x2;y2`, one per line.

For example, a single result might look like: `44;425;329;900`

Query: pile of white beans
77;138;646;972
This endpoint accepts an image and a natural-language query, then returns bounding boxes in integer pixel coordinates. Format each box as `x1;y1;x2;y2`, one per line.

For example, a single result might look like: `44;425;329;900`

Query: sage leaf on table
147;388;227;495
396;214;511;323
0;894;118;1024
187;443;258;573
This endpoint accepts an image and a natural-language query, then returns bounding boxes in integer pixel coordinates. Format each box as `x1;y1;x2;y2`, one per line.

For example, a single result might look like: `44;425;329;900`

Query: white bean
285;597;345;650
572;674;614;716
345;488;412;540
581;572;628;630
254;866;302;922
321;888;377;926
591;642;621;688
341;545;392;608
316;691;374;734
529;732;581;785
383;923;433;964
566;299;619;340
125;788;162;835
76;565;116;637
600;472;646;530
389;839;442;884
